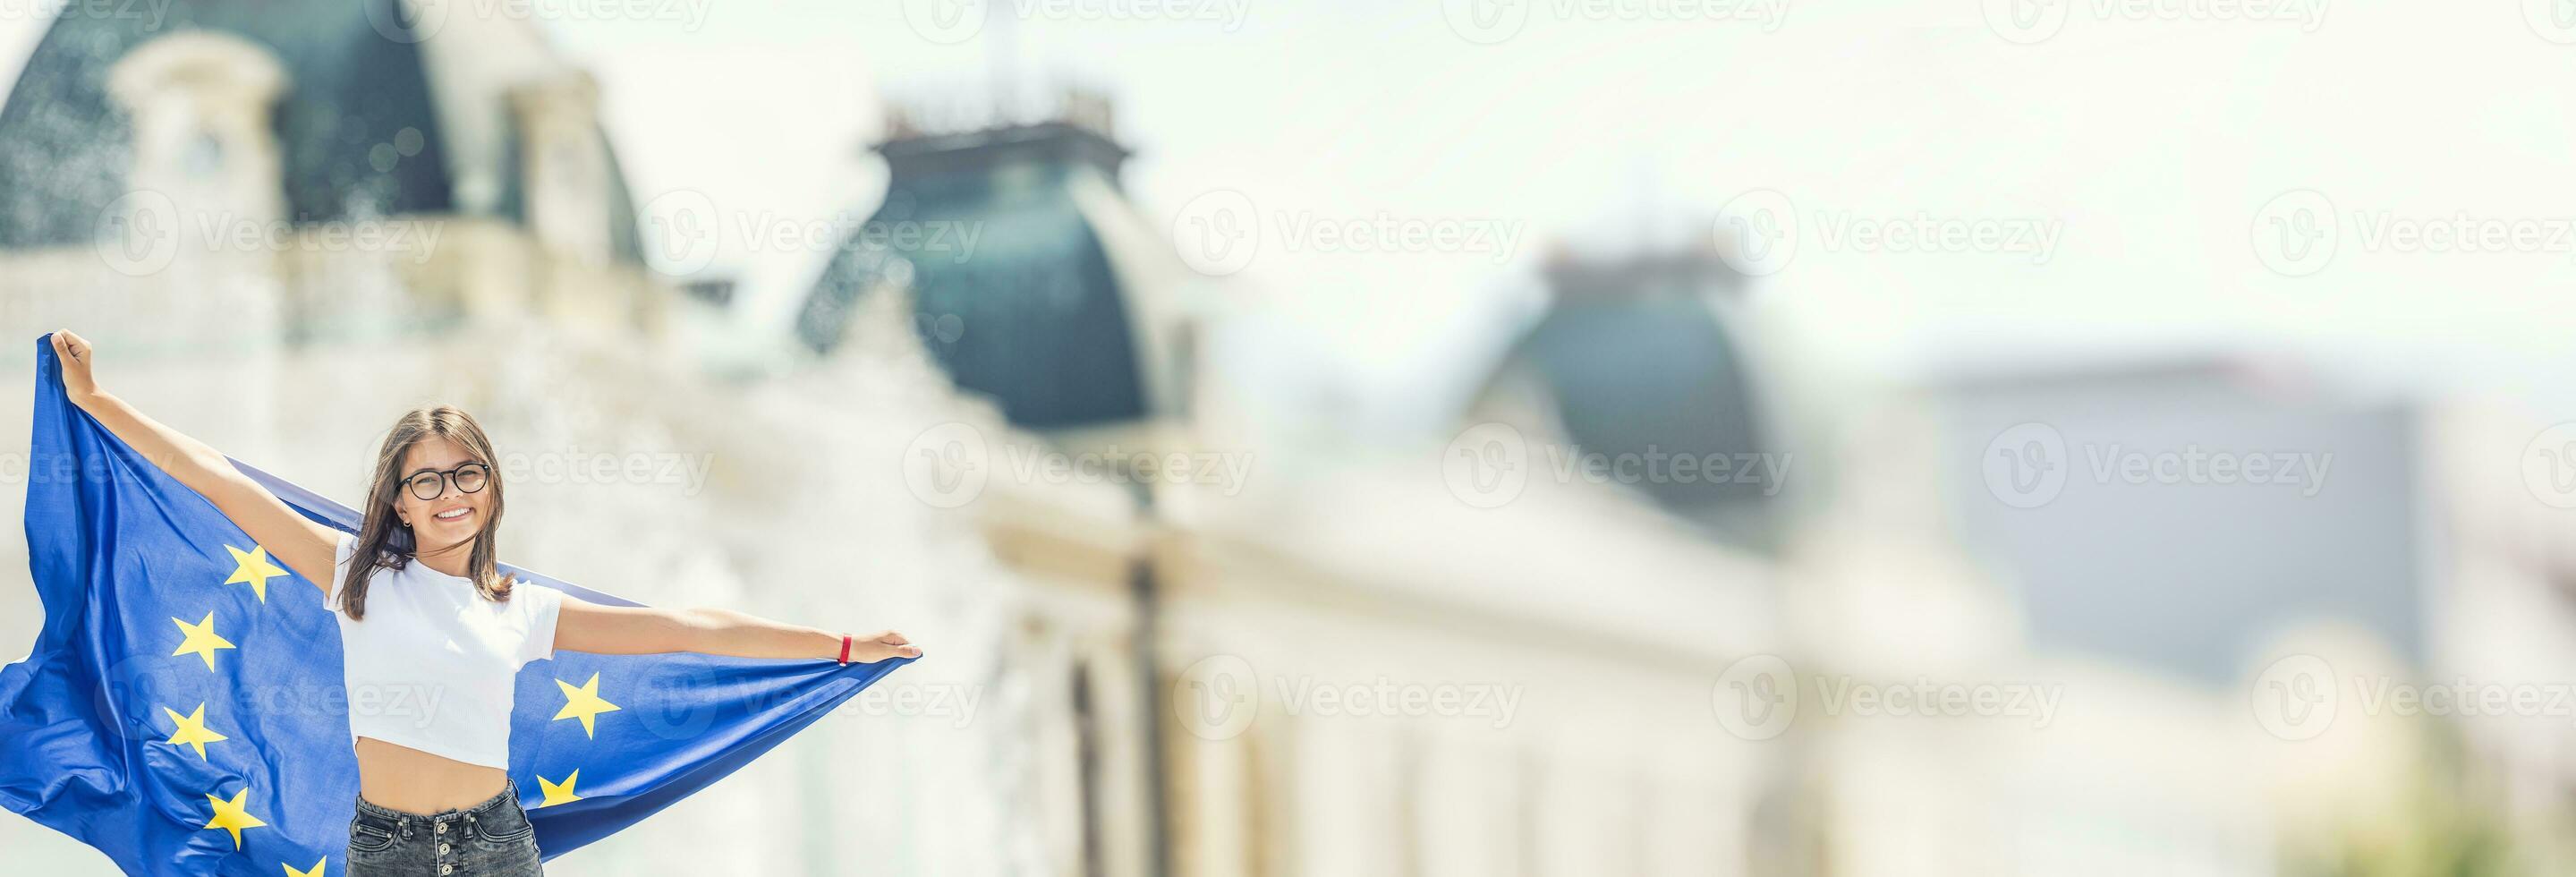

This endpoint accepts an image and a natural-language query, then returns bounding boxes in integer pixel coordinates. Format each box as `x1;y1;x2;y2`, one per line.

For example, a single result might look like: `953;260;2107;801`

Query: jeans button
439;866;453;875
436;822;447;834
438;843;451;855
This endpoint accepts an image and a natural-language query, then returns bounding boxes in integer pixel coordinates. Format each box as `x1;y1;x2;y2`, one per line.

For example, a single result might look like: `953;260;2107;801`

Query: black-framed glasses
403;463;490;501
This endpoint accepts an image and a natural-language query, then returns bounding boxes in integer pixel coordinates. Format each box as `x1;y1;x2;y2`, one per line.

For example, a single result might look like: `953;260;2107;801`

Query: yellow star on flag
162;702;228;760
536;769;583;807
170;612;235;669
202;786;267;849
553;672;620;738
223;544;290;603
284;858;326;877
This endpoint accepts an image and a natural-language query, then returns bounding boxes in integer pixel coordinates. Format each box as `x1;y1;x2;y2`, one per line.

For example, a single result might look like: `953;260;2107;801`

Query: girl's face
394;435;494;553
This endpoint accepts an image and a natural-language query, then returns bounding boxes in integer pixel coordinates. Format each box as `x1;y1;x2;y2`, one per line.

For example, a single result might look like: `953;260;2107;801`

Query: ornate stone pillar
106;31;288;239
506;70;610;265
506;69;636;334
102;32;287;453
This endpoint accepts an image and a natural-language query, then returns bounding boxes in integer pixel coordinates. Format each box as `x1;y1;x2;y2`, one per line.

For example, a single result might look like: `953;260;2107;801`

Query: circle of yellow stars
161;540;625;871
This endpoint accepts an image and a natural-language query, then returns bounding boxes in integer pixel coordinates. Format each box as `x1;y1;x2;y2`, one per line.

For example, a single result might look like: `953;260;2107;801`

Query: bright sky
10;1;2576;421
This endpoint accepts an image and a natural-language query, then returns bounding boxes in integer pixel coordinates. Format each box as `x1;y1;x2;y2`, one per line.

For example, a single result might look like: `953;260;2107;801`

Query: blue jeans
347;778;544;876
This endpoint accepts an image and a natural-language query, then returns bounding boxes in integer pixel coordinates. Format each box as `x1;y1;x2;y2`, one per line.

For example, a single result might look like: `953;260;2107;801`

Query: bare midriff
354;736;510;815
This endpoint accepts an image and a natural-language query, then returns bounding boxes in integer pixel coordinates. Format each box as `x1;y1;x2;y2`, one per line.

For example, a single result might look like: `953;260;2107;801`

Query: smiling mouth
433;507;471;523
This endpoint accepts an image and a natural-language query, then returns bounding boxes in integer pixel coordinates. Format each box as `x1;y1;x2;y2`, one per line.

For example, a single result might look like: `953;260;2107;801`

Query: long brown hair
336;405;517;621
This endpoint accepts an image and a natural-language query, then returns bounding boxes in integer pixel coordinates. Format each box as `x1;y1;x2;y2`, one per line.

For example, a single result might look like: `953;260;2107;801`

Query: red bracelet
837;634;852;665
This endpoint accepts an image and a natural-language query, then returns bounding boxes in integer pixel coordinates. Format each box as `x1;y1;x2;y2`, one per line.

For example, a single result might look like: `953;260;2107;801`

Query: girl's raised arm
555;597;921;662
51;330;341;593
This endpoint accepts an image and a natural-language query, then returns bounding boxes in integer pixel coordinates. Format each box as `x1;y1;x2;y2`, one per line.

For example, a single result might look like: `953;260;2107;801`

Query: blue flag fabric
0;334;914;874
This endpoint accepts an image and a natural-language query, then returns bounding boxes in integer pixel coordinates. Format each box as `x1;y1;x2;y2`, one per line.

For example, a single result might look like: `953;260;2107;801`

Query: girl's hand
50;329;97;402
846;630;922;662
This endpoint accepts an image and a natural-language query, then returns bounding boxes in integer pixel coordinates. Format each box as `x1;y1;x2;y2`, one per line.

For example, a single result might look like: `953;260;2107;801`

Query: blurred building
786;101;1789;877
2425;402;2576;874
1893;357;2483;876
1934;359;2424;684
1465;249;1781;548
0;20;1790;869
797;90;1209;447
0;0;664;355
0;4;2544;875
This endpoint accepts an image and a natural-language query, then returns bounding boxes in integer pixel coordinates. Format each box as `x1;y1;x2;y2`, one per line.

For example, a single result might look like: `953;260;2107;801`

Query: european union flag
0;335;914;874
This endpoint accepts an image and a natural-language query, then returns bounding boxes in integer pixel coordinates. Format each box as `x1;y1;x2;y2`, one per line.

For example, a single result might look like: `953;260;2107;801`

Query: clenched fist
50;329;97;401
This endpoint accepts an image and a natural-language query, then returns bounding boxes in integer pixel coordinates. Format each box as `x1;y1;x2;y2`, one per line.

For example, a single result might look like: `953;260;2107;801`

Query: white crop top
326;530;565;771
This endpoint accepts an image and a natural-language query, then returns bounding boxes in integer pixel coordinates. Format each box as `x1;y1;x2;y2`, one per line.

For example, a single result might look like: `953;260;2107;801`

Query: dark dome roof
1496;255;1773;511
0;0;640;263
798;122;1150;430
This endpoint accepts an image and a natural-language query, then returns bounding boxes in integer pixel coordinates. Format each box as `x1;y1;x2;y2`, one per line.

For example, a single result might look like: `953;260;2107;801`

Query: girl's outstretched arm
50;329;341;592
556;597;922;663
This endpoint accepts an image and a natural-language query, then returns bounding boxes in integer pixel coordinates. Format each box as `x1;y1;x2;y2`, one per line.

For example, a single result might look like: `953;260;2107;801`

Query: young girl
47;329;921;876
